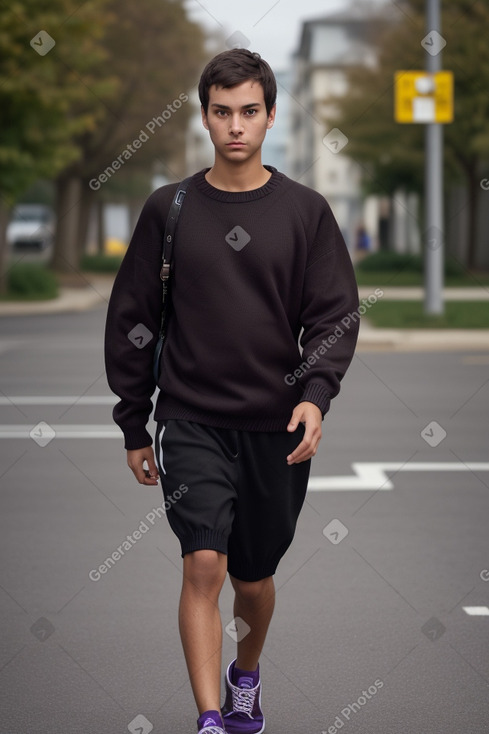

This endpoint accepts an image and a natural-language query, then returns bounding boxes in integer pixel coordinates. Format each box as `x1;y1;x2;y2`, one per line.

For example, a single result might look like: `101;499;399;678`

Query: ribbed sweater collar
193;165;282;202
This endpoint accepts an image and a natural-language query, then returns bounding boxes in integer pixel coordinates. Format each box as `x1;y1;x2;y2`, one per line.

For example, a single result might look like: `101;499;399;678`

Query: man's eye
245;109;257;116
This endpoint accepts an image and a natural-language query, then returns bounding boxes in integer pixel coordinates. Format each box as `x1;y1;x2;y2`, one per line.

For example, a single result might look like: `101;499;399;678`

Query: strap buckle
160;261;170;281
175;188;186;206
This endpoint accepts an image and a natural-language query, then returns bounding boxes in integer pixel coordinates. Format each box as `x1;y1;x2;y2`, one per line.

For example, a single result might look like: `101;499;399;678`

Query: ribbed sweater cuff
122;426;153;451
300;383;332;416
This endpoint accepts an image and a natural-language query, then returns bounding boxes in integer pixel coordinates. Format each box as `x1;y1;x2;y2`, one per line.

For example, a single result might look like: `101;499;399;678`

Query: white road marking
307;462;489;491
463;606;489;616
0;414;488;493
0;396;117;406
0;425;122;439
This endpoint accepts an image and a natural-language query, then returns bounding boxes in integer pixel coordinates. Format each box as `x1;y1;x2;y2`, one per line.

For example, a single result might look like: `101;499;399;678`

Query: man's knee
183;549;227;588
230;575;274;603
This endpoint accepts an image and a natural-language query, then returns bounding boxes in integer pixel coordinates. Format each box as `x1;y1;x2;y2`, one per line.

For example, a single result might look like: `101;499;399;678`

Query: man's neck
205;158;271;192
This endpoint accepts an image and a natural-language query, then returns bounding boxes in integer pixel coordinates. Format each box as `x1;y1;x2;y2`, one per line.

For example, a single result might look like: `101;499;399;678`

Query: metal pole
424;0;444;315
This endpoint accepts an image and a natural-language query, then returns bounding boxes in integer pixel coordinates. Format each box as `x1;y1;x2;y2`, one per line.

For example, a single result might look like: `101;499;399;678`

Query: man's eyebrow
210;102;262;110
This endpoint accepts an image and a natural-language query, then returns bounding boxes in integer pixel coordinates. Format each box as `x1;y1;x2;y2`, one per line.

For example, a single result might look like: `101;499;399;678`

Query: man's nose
229;114;244;134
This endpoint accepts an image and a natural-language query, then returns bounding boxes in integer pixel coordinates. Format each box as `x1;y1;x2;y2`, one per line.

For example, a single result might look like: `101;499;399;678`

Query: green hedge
356;251;464;277
3;264;58;300
366;300;489;328
80;254;123;273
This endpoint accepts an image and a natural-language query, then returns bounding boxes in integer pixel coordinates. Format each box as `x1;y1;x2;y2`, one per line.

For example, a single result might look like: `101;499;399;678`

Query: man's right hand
127;447;160;486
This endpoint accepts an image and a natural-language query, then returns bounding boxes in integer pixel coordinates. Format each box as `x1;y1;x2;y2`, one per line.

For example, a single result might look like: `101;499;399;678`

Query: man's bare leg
229;575;275;671
179;549;228;714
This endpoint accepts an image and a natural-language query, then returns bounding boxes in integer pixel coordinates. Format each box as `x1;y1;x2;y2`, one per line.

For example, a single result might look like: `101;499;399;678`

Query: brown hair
198;49;277;115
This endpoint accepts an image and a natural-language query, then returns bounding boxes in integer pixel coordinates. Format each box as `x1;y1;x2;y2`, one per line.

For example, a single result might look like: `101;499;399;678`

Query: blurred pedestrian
105;48;359;734
355;224;370;252
355;224;370;262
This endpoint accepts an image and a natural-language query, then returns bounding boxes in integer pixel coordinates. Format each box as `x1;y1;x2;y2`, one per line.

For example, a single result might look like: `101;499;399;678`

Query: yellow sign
395;71;453;124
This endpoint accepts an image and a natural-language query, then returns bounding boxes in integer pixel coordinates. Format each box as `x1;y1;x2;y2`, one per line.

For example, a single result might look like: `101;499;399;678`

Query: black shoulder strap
160;176;192;285
157;176;192;339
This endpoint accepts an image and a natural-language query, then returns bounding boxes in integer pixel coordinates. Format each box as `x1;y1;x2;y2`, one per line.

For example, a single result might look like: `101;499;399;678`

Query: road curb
1;280;489;352
357;322;489;351
358;286;489;300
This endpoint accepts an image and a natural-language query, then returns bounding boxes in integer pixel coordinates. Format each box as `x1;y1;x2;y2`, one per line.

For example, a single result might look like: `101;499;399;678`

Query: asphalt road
1;305;488;734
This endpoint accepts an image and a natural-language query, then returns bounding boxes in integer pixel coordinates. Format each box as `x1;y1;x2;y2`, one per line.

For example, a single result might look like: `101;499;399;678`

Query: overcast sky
184;0;346;71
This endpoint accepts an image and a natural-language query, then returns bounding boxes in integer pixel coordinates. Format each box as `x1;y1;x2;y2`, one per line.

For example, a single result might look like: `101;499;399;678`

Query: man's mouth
227;141;245;146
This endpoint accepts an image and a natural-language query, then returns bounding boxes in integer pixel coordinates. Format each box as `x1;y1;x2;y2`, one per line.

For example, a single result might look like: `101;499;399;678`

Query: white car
7;204;55;251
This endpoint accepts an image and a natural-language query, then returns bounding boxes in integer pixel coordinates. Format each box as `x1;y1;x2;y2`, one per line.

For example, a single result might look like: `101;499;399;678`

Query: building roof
293;3;398;66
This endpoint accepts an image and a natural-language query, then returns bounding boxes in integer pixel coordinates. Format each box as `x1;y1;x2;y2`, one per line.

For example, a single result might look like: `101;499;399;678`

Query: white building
288;10;381;252
261;70;292;174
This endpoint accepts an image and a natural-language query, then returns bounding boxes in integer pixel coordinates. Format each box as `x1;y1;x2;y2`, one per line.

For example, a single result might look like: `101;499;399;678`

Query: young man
105;49;359;734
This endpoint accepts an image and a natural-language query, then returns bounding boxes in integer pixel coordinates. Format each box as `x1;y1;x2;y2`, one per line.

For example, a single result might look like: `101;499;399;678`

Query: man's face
201;80;275;164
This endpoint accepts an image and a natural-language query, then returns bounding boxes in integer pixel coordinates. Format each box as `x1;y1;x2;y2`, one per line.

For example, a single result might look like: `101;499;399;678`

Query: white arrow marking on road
463;607;489;616
0;422;488;492
307;462;489;491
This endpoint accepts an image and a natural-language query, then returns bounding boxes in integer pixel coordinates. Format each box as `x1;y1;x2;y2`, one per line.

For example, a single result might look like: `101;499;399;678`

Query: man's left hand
286;401;322;465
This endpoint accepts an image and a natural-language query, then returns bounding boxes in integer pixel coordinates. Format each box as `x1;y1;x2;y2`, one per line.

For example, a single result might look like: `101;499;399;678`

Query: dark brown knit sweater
105;166;359;449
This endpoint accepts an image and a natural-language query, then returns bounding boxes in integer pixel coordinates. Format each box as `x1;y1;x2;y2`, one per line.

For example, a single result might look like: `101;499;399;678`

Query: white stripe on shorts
157;422;167;476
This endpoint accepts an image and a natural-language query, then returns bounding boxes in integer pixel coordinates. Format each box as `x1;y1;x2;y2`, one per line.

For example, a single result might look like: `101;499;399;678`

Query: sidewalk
0;274;113;316
1;276;488;351
357;319;489;351
358;286;489;301
356;285;489;350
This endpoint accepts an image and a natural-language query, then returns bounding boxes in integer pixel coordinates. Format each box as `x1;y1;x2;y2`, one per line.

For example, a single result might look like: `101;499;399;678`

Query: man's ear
266;104;276;130
201;105;209;131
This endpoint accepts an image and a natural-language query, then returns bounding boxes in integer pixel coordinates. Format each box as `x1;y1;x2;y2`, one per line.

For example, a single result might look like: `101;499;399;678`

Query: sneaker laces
199;726;224;734
231;684;255;717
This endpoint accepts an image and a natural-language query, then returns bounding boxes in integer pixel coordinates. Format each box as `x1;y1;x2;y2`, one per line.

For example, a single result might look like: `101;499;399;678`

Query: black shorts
155;419;311;582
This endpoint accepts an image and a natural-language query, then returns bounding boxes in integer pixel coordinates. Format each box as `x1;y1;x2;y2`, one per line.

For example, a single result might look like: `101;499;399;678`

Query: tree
0;0;116;293
329;0;489;268
50;0;206;273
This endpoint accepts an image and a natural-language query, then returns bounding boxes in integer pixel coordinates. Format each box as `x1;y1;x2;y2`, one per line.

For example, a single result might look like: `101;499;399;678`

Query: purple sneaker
197;711;226;734
221;660;265;734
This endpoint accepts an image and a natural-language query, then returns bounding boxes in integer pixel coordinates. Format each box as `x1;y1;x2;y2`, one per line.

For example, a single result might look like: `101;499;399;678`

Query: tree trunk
466;170;479;270
128;197;145;237
96;199;105;254
0;199;12;296
51;175;82;273
387;195;395;250
77;183;93;258
377;196;390;251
